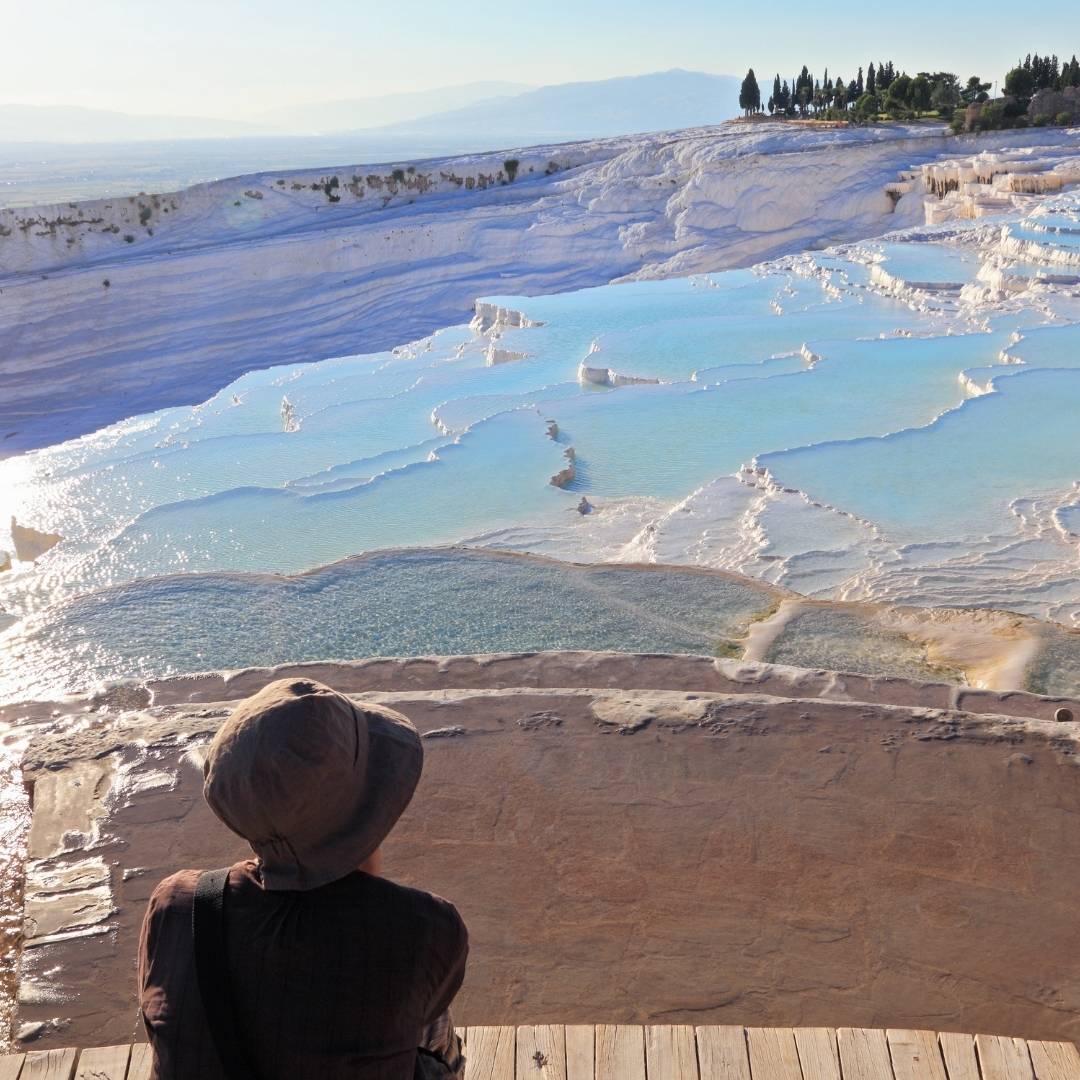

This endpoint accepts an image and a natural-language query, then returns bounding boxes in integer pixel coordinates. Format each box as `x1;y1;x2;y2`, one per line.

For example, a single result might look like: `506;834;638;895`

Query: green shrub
503;158;520;182
949;114;966;134
974;101;1006;130
391;168;406;184
138;206;152;226
1033;114;1051;126
1057;111;1075;126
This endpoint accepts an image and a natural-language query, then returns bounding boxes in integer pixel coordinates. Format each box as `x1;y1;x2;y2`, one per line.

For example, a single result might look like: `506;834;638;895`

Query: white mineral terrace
3;128;1080;702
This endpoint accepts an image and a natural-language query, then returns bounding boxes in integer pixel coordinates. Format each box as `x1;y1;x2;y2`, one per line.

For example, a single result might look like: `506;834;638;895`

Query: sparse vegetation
503;158;520;182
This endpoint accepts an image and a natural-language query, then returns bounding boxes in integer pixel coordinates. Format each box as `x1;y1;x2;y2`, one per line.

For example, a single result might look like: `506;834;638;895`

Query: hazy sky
6;0;1077;117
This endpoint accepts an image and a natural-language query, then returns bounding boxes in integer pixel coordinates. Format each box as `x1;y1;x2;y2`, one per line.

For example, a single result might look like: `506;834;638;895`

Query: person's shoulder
148;868;200;909
358;875;467;939
148;861;254;910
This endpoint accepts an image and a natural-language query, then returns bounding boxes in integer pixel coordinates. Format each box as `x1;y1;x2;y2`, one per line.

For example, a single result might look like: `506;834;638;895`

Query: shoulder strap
192;868;260;1080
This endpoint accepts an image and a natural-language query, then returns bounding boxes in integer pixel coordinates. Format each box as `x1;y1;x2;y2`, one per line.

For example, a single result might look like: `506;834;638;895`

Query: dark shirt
138;860;468;1080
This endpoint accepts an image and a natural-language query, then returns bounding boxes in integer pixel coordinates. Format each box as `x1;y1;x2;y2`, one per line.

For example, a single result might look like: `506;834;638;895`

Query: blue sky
7;0;1078;117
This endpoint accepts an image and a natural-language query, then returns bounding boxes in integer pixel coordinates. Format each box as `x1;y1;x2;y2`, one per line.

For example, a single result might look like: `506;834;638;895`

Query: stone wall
10;654;1080;1049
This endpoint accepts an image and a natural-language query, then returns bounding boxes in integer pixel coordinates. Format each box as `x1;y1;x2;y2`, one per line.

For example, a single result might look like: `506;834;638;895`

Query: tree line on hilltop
738;52;1080;128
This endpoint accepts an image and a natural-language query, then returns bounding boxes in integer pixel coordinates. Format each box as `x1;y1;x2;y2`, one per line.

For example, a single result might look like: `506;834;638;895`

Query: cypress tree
739;68;762;116
867;62;877;96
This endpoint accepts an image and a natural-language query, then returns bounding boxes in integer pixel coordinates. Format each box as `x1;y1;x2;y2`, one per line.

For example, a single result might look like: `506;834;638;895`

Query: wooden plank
976;1036;1035;1080
695;1026;750;1080
125;1046;153;1080
646;1025;699;1080
564;1025;594;1080
0;1053;25;1080
19;1050;78;1080
748;1027;803;1080
938;1033;980;1080
466;1026;516;1080
1028;1042;1080;1080
696;1026;751;1080
887;1031;946;1080
838;1028;895;1080
516;1026;567;1080
794;1028;841;1080
595;1025;645;1080
75;1046;131;1080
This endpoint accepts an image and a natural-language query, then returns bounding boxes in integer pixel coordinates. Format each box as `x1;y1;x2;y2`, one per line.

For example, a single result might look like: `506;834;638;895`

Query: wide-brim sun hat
203;677;423;891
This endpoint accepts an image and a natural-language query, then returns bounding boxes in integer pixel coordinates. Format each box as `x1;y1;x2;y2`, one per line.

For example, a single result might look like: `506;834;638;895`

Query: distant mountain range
371;70;743;140
0;71;742;145
254;82;532;134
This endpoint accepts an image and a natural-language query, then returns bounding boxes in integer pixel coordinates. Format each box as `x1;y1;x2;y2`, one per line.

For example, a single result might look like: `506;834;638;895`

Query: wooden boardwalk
1;1027;1078;1079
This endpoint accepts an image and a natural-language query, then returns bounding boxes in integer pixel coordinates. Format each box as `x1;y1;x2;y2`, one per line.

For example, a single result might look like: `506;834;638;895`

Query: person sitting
138;677;468;1079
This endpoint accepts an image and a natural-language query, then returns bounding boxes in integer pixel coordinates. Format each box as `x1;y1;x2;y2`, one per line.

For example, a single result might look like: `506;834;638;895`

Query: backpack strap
192;868;260;1080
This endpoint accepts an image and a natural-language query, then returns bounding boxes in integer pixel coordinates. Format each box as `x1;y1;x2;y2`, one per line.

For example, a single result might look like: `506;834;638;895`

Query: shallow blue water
760;366;1080;542
4;272;940;597
871;241;983;285
0;550;777;699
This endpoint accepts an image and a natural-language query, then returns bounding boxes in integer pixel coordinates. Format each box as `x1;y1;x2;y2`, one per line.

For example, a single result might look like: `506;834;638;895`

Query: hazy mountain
372;69;743;140
0;72;738;147
0;104;271;143
255;82;533;134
